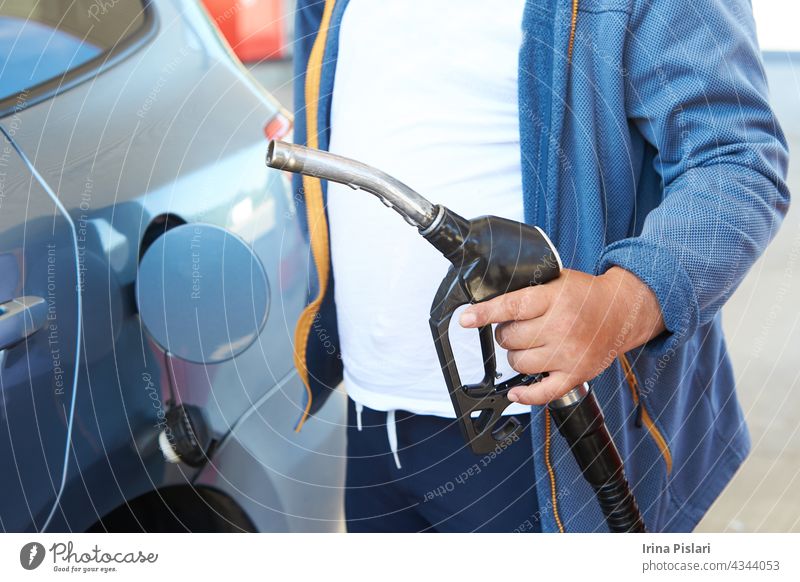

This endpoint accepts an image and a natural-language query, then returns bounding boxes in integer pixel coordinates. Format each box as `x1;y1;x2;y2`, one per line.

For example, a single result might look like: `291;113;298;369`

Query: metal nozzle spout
266;141;439;229
266;140;304;173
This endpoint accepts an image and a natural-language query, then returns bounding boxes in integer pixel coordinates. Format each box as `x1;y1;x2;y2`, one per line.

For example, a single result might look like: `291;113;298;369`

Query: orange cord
545;409;566;532
568;0;579;62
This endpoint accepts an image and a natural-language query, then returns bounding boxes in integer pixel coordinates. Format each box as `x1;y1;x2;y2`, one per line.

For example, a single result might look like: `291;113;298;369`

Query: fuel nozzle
267;141;645;531
267;139;562;449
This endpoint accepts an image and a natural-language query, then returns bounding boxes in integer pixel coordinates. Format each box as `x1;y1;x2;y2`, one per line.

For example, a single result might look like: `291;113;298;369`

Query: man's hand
458;267;666;405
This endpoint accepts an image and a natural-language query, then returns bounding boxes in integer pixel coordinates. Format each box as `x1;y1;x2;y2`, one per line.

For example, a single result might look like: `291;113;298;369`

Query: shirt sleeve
595;0;791;357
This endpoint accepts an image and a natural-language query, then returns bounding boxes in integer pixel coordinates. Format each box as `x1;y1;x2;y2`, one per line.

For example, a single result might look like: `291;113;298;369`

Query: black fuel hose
548;385;646;532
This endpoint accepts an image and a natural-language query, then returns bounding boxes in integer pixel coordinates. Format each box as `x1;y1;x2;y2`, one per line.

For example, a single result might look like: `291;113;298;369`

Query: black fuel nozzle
267;141;562;452
423;207;562;453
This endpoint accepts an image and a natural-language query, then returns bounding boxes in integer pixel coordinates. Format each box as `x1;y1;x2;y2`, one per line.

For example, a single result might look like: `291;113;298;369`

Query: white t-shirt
327;0;529;417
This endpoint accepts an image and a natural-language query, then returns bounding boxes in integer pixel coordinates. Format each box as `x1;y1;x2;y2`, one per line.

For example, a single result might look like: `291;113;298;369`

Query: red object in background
263;112;292;141
203;0;286;62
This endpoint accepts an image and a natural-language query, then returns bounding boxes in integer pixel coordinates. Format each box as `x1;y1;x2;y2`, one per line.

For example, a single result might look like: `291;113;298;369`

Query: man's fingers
459;286;549;328
507;372;575;406
495;319;546;350
505;347;552;377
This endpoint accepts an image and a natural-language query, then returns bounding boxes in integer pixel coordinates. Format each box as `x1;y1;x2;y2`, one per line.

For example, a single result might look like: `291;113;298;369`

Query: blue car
0;0;345;532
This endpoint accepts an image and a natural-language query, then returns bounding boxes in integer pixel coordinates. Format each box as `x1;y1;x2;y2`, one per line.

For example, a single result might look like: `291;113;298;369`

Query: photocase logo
20;542;46;570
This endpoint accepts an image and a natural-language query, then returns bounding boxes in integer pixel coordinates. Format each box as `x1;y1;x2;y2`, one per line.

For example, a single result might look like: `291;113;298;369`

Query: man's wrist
601;266;667;353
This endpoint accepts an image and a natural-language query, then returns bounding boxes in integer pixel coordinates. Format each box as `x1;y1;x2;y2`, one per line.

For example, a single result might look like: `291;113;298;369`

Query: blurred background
696;0;800;532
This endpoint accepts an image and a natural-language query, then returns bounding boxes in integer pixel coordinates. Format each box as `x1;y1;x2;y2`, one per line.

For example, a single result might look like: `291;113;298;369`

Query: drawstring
386;410;402;469
355;401;364;432
352;400;402;469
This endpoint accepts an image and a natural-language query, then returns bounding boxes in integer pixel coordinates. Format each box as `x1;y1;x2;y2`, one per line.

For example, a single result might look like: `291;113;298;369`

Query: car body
0;0;345;532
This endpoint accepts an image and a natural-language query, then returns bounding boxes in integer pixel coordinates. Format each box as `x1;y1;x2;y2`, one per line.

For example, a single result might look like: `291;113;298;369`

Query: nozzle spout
267;141;439;230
